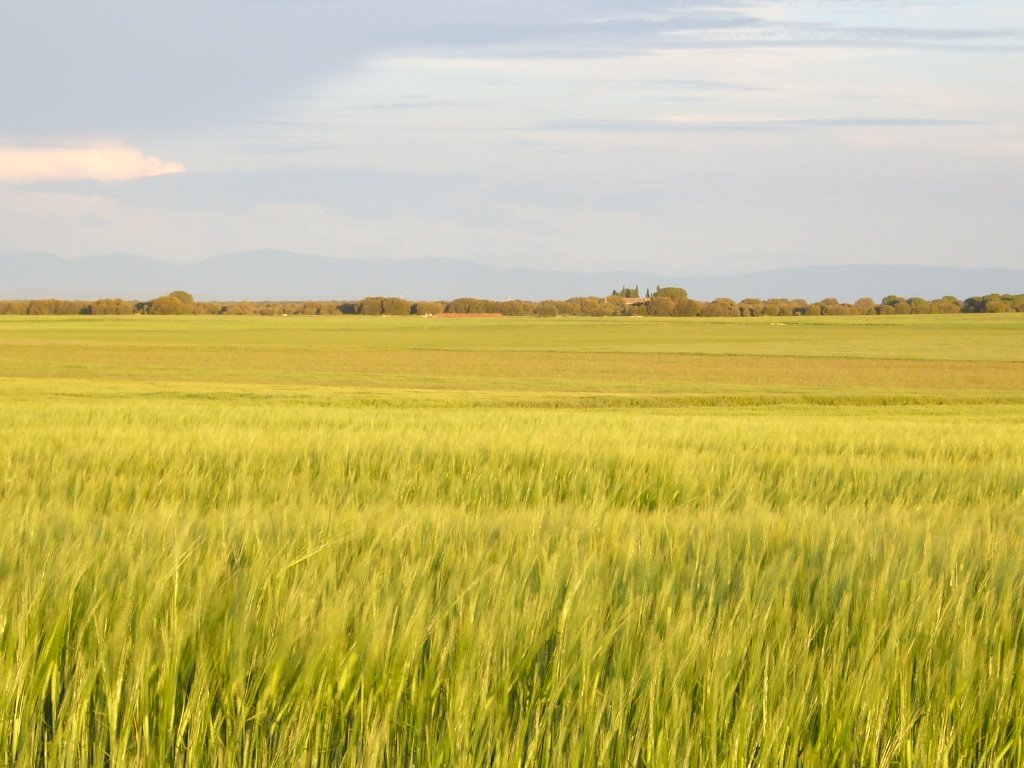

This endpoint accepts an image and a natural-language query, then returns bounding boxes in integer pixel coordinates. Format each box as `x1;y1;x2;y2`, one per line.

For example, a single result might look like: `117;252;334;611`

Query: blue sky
1;0;1021;274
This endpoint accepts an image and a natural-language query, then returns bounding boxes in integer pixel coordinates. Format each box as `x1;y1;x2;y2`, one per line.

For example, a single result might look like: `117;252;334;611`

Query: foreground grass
0;316;1022;765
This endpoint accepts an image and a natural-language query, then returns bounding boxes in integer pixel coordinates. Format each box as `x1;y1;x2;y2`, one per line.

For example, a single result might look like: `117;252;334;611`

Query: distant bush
2;287;1022;318
91;299;135;315
167;291;195;305
356;297;411;315
357;298;384;315
381;298;412;315
231;302;259;315
701;298;741;318
412;301;445;316
446;298;500;314
0;301;29;315
148;295;191;315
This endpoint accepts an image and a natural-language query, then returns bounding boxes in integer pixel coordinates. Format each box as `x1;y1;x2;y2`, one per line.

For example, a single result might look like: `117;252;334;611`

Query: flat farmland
1;315;1022;766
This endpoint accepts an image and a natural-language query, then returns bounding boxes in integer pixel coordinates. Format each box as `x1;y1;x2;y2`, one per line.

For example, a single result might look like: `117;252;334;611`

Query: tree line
1;288;1023;317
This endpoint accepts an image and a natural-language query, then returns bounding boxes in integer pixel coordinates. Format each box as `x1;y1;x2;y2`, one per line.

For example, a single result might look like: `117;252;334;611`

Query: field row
1;315;1022;765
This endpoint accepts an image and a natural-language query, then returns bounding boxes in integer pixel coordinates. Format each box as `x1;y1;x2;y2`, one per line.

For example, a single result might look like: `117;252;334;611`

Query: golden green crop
1;315;1022;766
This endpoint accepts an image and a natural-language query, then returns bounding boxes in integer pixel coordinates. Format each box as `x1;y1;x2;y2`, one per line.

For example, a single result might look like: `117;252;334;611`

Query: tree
605;295;627;315
854;298;877;315
931;298;961;314
167;291;195;305
0;301;29;315
412;301;445;315
91;299;134;315
570;296;615;316
701;298;740;318
881;295;911;315
380;298;412;315
654;287;688;302
647;296;676;316
816;299;858;316
499;300;535;316
149;295;190;315
358;297;385;315
447;298;495;314
27;300;57;315
674;299;705;317
738;299;764;317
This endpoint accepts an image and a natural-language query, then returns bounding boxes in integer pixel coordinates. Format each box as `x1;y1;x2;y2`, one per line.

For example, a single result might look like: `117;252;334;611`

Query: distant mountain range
2;251;1023;303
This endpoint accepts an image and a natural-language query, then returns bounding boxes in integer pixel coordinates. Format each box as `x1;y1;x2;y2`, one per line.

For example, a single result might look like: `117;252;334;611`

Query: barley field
1;314;1022;766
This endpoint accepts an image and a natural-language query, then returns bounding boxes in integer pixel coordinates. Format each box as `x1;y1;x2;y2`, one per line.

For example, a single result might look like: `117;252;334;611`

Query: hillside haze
2;251;1023;303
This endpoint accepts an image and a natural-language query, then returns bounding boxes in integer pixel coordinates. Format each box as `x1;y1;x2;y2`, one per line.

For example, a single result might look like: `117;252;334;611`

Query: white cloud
0;144;184;182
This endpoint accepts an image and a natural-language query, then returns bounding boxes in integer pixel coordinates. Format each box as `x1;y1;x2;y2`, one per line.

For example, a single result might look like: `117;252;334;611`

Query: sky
1;0;1022;276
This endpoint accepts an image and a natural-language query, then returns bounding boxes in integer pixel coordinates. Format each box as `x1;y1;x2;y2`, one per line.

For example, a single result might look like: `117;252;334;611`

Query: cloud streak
534;117;978;133
0;144;185;182
2;2;1019;137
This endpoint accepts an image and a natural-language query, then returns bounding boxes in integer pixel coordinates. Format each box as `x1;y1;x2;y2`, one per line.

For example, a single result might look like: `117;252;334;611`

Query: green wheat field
1;314;1023;766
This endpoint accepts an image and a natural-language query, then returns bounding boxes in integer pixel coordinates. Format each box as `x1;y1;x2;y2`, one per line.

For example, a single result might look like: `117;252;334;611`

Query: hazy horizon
4;250;1024;303
2;1;1022;276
